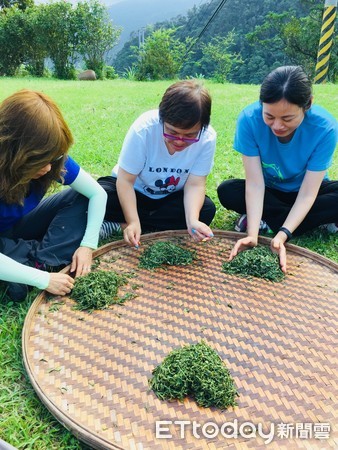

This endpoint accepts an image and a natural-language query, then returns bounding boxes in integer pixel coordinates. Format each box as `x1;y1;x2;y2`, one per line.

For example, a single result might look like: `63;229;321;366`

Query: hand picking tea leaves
71;270;129;311
222;246;285;282
149;341;238;409
139;241;196;270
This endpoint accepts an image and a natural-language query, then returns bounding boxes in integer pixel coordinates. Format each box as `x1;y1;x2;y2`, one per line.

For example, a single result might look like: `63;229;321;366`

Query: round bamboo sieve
22;231;338;449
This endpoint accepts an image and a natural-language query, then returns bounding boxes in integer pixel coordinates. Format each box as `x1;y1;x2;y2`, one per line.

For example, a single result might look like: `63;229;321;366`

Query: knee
217;179;234;206
97;176;117;195
217;179;244;209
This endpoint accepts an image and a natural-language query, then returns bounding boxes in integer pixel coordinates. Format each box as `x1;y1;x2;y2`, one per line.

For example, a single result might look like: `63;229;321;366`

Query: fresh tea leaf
71;270;128;311
139;241;196;270
222;246;284;282
149;341;238;409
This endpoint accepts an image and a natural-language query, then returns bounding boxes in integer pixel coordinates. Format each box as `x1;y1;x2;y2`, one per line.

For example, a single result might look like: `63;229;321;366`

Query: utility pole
138;29;145;48
314;0;337;83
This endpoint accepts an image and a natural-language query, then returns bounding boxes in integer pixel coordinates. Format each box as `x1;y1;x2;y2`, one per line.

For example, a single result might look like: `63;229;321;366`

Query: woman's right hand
270;235;287;273
123;222;141;248
229;236;258;261
46;273;75;296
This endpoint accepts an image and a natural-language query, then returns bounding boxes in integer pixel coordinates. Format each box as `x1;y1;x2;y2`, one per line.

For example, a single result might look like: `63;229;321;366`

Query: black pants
217;179;338;236
0;188;89;267
98;176;216;231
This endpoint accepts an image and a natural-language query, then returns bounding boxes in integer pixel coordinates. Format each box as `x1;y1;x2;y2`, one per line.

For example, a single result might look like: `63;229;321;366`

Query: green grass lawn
0;77;337;449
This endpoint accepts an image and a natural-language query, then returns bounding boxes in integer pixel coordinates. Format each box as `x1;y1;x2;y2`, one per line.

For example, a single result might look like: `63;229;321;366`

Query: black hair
260;66;312;110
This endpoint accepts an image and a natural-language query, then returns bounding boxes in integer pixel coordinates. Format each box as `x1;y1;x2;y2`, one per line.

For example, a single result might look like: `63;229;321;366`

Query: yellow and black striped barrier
314;0;337;83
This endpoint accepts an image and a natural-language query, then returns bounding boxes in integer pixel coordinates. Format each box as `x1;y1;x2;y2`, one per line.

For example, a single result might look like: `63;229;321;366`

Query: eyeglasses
51;154;64;164
163;124;201;144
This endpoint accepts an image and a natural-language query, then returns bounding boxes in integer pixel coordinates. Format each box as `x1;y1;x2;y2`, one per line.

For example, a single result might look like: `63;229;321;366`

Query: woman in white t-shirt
99;80;217;248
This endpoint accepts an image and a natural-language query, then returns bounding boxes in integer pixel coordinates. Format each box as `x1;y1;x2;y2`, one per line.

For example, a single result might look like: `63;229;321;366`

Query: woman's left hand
71;246;93;277
188;221;214;242
270;236;287;273
229;235;257;260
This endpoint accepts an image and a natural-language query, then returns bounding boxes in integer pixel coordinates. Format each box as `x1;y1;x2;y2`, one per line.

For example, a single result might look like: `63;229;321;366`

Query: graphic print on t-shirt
144;175;180;195
262;161;284;186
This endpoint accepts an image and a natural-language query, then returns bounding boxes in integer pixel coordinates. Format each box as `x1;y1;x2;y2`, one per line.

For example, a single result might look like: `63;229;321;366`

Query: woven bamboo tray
22;231;338;450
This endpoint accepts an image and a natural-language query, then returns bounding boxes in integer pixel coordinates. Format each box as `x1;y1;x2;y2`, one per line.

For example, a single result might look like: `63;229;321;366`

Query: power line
179;0;209;39
184;0;230;56
196;0;229;43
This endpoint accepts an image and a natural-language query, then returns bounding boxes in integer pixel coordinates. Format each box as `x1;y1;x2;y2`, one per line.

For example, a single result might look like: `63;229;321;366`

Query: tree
201;32;240;83
75;0;121;79
0;6;28;75
0;0;33;11
281;3;337;81
38;1;78;79
282;15;320;75
249;3;338;82
0;5;48;77
134;27;186;80
114;0;309;83
23;6;48;76
244;12;295;83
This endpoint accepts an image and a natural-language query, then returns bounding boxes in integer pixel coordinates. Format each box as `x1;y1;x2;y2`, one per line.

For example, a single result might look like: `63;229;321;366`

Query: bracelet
279;226;292;242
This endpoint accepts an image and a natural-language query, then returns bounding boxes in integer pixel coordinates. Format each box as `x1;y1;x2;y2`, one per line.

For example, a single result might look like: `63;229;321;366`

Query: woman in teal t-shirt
217;66;338;272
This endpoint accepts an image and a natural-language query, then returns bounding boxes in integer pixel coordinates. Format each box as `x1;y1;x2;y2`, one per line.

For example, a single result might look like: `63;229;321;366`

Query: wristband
279;226;292;242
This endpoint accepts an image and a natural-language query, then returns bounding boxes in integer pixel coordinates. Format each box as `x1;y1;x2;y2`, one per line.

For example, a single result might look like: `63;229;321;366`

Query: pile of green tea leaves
222;246;285;282
71;270;129;311
139;241;196;270
149;341;238;409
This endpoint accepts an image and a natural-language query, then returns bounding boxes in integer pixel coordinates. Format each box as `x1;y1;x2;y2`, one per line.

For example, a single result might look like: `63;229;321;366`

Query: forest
113;0;338;83
0;0;337;82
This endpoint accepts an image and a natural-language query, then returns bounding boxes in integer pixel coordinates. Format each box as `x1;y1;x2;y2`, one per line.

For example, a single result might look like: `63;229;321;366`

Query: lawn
0;77;337;449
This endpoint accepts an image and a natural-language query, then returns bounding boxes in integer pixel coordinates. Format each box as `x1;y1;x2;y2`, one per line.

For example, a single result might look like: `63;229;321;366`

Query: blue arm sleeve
69;168;107;249
0;253;50;289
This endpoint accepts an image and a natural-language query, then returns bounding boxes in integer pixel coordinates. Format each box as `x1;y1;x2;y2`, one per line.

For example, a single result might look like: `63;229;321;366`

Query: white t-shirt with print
112;110;216;199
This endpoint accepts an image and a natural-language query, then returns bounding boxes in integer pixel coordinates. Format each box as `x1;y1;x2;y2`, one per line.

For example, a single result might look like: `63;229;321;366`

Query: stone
77;70;96;80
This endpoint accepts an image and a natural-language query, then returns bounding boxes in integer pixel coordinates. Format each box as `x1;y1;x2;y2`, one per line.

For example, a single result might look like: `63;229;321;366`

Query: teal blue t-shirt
234;101;338;192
